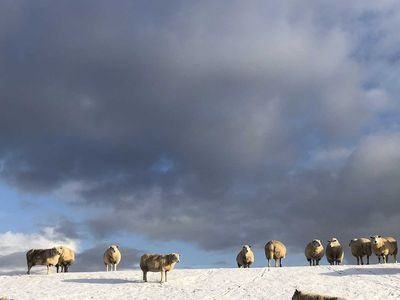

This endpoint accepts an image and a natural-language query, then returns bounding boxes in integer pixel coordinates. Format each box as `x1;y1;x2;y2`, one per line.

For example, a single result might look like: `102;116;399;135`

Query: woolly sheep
140;253;180;283
26;248;61;275
264;240;287;267
292;289;347;300
236;245;255;268
305;239;324;266
103;245;121;271
55;246;76;273
326;238;344;265
370;235;398;264
349;238;372;265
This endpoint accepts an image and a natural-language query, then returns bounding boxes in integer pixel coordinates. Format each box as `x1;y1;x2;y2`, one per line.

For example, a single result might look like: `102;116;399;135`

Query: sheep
370;235;398;264
140;253;180;283
103;245;121;271
26;248;61;275
326;238;344;265
349;238;372;265
292;289;347;300
264;240;287;267
236;245;255;268
305;239;324;266
55;246;76;273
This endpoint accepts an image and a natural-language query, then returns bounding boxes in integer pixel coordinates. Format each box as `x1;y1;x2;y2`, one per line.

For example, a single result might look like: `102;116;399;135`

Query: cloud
0;0;400;260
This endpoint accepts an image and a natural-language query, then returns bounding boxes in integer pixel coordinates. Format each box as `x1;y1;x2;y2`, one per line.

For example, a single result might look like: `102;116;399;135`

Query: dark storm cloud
1;0;400;255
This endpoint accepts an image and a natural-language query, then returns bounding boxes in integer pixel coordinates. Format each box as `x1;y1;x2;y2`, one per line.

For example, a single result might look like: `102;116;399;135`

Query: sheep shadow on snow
63;278;141;284
321;267;400;277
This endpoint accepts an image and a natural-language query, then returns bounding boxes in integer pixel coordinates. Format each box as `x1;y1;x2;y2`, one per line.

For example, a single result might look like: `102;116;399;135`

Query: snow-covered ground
1;265;400;299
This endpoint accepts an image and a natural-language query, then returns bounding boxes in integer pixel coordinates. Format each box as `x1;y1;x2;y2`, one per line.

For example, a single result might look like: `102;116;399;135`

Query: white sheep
326;238;344;265
26;248;61;275
305;239;324;266
55;246;76;273
236;245;255;268
103;245;121;271
370;235;398;264
265;240;287;267
349;238;372;265
140;253;180;283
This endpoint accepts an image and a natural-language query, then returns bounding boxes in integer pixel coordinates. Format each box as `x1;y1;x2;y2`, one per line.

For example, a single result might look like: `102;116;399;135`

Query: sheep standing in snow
26;248;61;275
326;238;344;265
140;253;180;283
305;239;324;266
370;235;398;264
292;289;347;300
264;240;287;267
349;238;372;265
55;246;76;273
103;245;121;271
236;245;255;268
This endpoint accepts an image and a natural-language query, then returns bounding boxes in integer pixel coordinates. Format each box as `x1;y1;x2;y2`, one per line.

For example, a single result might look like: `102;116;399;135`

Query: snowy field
1;265;400;299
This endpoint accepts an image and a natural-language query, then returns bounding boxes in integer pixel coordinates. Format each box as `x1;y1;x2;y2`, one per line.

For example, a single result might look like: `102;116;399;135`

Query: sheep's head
242;245;251;254
328;238;340;247
169;253;180;263
312;239;323;248
292;289;301;300
370;235;383;247
109;245;119;253
51;247;61;256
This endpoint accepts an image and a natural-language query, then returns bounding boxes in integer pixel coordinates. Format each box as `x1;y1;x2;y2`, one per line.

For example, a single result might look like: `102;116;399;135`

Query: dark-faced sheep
140;253;180;283
236;245;255;268
265;240;287;267
326;238;344;265
55;246;76;273
292;289;347;300
103;245;121;271
349;238;371;265
370;235;398;264
305;239;324;266
26;248;61;275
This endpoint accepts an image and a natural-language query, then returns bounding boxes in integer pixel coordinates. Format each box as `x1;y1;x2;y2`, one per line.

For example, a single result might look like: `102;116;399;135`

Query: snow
1;265;400;299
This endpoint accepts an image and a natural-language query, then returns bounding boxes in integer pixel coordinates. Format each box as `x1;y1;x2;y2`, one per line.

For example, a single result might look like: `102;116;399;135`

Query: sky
1;0;400;273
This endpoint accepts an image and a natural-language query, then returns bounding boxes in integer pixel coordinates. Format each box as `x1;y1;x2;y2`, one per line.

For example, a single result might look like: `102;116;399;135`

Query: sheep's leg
356;257;359;265
160;271;165;283
367;256;370;265
27;264;32;275
106;264;108;272
268;259;271;268
143;271;147;282
384;255;388;264
308;259;312;266
280;258;282;267
394;254;397;263
56;264;59;273
165;271;168;282
114;264;117;271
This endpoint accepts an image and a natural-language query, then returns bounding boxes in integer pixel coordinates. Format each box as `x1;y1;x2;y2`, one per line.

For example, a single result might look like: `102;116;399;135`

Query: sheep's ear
370;236;373;239
378;235;381;238
249;245;252;248
116;245;119;249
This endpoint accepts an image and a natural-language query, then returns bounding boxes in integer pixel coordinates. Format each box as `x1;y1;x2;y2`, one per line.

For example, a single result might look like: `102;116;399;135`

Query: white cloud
0;227;79;256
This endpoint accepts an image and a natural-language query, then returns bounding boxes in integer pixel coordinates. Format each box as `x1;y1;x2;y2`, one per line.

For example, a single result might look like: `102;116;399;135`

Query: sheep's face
312;239;322;248
170;253;180;263
328;238;340;247
51;248;61;256
110;245;119;253
370;236;383;247
243;245;251;254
